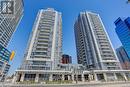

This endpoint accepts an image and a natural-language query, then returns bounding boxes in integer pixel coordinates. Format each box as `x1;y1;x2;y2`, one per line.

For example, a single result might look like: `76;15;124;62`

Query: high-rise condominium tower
14;8;62;82
0;0;24;47
22;8;62;70
74;12;121;70
21;8;62;70
0;0;23;81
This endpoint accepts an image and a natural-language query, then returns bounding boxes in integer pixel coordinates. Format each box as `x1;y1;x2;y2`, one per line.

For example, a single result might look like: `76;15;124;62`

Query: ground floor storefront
12;70;130;83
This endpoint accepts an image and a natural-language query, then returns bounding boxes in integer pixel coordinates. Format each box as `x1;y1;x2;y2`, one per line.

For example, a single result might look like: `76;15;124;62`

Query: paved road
0;82;130;87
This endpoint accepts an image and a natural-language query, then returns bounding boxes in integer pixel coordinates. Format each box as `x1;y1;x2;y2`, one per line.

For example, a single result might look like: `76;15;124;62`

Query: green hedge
18;80;72;84
45;80;72;84
18;81;38;84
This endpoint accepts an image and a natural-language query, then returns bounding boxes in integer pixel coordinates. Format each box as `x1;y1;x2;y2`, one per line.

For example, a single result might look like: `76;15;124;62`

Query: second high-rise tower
74;12;121;70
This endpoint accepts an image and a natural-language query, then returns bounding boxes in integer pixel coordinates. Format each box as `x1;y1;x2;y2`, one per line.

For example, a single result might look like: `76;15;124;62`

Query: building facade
0;44;11;81
74;12;121;70
13;10;130;83
13;8;62;82
62;54;72;64
0;0;24;81
74;11;129;81
0;0;24;47
115;17;130;59
116;46;130;69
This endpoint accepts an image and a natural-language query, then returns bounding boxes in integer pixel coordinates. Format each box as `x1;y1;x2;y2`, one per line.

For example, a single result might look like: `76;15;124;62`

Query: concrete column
123;73;128;81
94;73;98;81
12;76;16;83
82;74;85;82
103;73;107;82
20;73;25;82
88;74;91;81
68;75;70;80
35;74;39;82
62;74;65;81
72;74;75;82
49;74;53;81
114;73;118;81
12;73;18;83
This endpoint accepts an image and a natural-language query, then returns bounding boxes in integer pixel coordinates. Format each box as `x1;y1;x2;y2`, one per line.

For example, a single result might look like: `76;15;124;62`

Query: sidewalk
0;81;130;87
